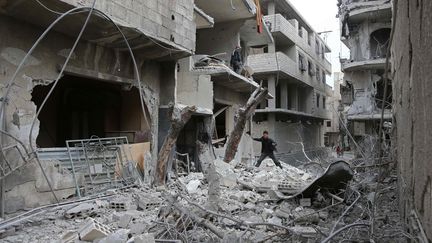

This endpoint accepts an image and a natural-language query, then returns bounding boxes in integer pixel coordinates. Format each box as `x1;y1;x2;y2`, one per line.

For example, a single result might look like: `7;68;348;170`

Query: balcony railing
248;52;301;80
264;14;332;72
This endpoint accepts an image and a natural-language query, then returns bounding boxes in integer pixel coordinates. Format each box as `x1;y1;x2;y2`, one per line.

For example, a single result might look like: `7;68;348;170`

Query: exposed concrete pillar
226;106;236;134
268;76;276;109
268;113;276;138
290;84;299;111
280;81;288;109
267;1;276;53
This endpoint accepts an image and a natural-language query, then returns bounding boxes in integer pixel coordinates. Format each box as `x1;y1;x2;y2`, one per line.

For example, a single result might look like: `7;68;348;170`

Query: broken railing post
155;104;196;186
223;85;268;163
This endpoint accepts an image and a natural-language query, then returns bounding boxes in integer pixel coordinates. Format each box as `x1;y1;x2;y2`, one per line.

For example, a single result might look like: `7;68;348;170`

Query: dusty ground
0;153;412;243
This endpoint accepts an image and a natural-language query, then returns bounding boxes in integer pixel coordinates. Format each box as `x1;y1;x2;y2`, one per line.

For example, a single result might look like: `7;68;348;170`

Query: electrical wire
0;1;158;198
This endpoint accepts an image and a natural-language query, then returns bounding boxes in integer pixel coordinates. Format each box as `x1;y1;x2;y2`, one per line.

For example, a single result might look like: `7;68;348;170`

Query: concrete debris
78;218;113;241
186;179;201;194
0;154;408;242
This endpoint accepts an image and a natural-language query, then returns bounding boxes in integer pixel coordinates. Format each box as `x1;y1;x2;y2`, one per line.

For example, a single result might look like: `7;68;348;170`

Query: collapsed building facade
338;0;393;155
248;0;333;156
0;0;199;213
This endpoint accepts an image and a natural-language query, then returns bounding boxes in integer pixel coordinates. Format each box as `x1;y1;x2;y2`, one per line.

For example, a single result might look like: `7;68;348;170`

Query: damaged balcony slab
347;111;392;121
192;60;272;95
344;2;392;24
195;0;256;23
194;5;214;29
341;58;388;72
0;0;194;60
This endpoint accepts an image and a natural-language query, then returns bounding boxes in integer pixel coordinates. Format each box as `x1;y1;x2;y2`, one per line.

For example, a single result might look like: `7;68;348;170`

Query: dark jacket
230;49;242;67
253;137;277;154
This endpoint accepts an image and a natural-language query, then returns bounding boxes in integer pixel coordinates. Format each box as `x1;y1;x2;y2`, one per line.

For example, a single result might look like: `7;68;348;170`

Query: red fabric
255;0;263;33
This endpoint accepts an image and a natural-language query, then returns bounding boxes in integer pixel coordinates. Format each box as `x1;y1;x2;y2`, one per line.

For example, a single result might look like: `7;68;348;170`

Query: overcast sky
290;0;350;86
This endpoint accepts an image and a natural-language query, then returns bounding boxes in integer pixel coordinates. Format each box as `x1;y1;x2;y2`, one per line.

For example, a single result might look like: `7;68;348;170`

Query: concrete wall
196;20;244;64
176;57;213;110
65;0;196;51
392;0;432;240
252;117;322;154
0;15;164;212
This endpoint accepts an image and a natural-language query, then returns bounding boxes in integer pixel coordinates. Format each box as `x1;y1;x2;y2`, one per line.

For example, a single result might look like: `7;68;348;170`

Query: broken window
316;93;320;108
308;60;314;76
327;121;331;127
298;54;306;72
298;25;303;37
323;96;326;109
370;28;391;59
316;67;321;81
315;39;320;56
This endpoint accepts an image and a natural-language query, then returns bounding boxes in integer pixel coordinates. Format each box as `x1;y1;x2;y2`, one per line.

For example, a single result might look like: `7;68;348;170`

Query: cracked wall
0;15;162;212
392;0;432;240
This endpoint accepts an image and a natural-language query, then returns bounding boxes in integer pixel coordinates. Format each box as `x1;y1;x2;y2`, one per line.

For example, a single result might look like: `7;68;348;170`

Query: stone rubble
0;156;409;242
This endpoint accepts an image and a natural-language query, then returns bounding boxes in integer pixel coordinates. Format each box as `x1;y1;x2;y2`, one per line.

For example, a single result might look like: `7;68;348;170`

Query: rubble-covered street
0;0;431;242
0;153;411;242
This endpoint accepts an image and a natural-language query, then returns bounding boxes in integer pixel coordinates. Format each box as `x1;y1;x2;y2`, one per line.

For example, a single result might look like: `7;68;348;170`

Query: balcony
248;52;305;83
264;14;332;72
339;0;392;24
341;58;387;72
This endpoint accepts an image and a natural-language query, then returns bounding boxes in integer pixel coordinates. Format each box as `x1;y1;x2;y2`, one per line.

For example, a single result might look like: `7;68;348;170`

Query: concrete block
78;218;112;241
109;200;129;211
64;202;97;219
137;196;160;211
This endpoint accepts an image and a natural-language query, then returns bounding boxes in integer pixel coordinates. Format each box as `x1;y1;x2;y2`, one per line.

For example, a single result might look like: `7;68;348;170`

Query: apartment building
248;0;333;154
338;0;392;149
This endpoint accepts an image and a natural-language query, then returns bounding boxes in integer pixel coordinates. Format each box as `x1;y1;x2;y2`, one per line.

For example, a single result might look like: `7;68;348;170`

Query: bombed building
248;0;333;157
338;0;393;155
0;0;430;242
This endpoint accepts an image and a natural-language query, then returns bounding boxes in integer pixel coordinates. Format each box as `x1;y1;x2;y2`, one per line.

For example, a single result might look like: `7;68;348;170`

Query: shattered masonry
0;0;430;242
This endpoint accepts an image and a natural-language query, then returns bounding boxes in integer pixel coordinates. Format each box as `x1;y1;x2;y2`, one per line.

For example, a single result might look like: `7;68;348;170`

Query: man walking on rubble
230;45;243;74
250;131;283;168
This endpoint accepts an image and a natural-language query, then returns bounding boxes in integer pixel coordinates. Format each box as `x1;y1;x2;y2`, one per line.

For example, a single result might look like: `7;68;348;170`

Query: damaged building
338;0;393;154
0;0;430;242
0;0;197;212
248;0;333;157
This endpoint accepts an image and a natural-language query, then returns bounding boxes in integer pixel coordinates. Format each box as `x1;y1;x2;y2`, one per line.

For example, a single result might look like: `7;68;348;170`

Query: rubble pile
0;157;411;242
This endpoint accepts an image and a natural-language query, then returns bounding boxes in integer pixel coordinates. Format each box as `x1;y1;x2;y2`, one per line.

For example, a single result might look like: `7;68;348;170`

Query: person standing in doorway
251;131;282;168
230;45;243;74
